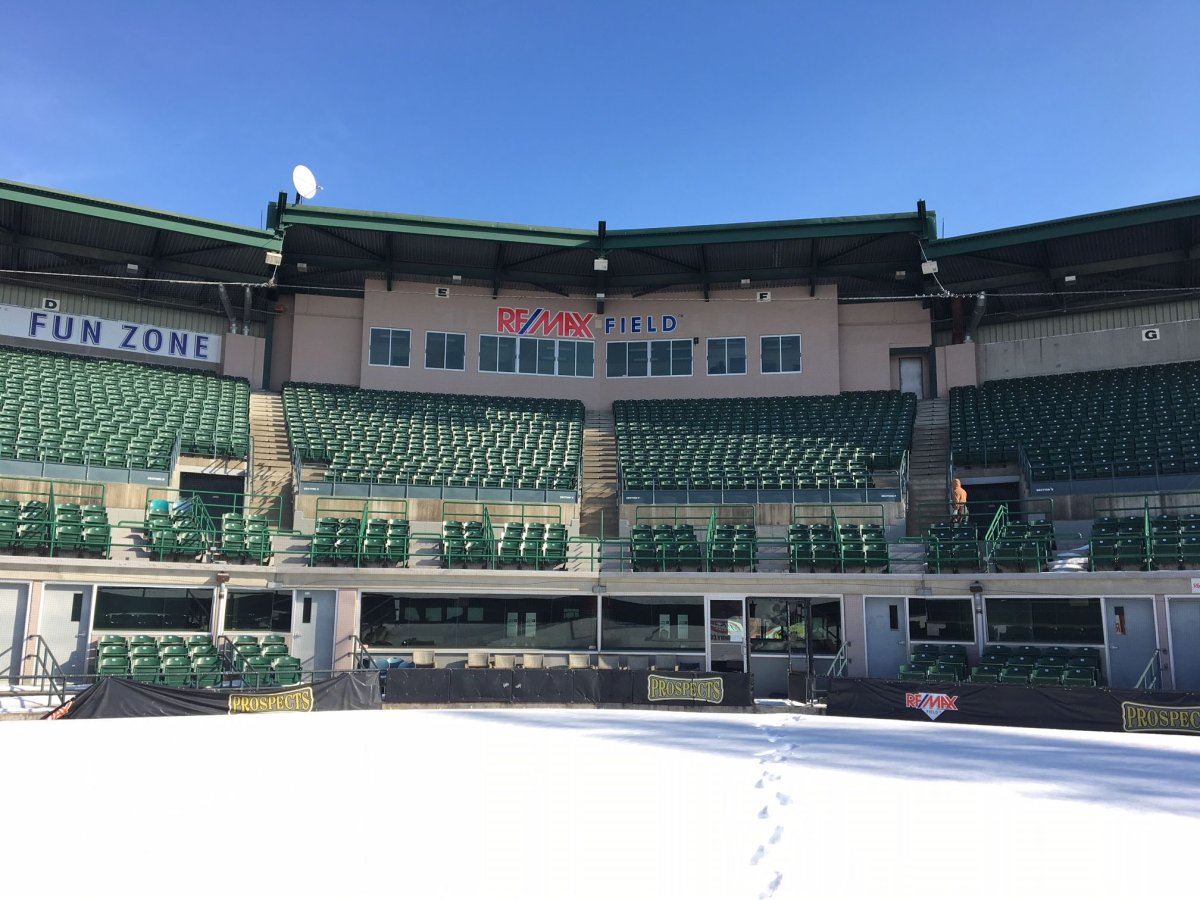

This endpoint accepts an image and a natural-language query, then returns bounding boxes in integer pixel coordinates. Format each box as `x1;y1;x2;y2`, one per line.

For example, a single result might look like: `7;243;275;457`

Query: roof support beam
807;238;819;296
0;232;266;284
945;247;1200;292
698;244;710;301
386;234;394;292
309;225;386;262
491;243;506;299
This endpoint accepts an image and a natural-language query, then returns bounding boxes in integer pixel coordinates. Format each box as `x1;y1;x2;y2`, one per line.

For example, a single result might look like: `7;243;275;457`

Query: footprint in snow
757;806;770;819
750;845;765;865
758;871;783;898
768;826;783;845
775;792;791;806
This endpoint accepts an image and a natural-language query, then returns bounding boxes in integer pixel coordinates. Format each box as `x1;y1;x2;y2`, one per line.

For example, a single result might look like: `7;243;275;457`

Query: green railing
23;634;68;707
826;642;849;678
1135;651;1163;691
0;477;111;560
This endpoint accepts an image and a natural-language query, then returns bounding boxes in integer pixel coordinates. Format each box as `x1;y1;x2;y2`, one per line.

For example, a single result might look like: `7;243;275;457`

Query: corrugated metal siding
0;283;264;337
976;298;1200;343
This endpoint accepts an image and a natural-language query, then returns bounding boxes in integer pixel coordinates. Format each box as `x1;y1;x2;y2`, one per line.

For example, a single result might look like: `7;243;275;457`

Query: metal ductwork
963;291;987;343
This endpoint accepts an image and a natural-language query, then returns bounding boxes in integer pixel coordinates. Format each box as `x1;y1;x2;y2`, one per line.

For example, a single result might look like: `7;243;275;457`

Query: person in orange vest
951;479;969;525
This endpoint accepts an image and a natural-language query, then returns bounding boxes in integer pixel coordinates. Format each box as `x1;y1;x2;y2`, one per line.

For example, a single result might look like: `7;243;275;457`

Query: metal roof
3;175;1199;332
0;179;282;321
273;198;939;301
927;195;1200;331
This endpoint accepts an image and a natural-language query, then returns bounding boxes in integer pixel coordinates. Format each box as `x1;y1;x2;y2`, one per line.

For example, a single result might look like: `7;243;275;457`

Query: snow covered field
4;708;1199;900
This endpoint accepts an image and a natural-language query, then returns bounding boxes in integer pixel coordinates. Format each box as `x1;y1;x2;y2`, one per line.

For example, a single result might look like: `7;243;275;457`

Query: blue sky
4;1;1197;236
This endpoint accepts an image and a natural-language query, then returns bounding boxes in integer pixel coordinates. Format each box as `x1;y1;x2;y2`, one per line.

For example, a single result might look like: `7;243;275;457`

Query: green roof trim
279;204;596;248
926;194;1200;258
606;212;934;249
279;203;936;249
0;179;281;251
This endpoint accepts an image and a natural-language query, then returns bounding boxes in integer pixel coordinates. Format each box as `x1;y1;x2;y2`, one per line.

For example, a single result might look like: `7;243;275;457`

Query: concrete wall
289;294;363;385
978;318;1200;382
838;302;930;392
268;297;295;391
221;333;266;390
936;341;978;396
278;279;936;407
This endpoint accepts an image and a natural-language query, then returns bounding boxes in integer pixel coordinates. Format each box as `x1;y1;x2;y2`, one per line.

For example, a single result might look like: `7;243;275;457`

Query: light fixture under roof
740;278;751;286
593;257;609;272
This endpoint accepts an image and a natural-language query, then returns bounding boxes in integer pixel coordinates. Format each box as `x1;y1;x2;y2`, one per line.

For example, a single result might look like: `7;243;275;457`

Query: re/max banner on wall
496;306;678;340
0;303;222;362
826;678;1200;736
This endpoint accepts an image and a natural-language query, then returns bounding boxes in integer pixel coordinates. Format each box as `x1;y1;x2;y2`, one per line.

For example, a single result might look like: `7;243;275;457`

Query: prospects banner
47;672;381;719
826;678;1200;736
0;303;222;362
381;668;753;707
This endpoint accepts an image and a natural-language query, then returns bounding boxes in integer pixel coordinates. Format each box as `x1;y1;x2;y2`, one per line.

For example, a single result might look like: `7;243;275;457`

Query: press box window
761;334;802;374
606;340;692;378
479;335;594;378
425;332;466;371
707;337;747;376
368;327;411;367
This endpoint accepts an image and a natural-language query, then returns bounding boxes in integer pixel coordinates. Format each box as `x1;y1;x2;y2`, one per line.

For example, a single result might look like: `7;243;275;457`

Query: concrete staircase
905;397;951;537
579;408;619;538
248;392;294;528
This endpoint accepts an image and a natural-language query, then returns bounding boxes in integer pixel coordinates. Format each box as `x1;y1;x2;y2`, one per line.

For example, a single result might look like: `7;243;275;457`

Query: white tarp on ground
3;708;1199;899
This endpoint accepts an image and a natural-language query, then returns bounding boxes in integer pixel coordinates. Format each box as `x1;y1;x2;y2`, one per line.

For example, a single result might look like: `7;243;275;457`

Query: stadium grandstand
2;174;1200;711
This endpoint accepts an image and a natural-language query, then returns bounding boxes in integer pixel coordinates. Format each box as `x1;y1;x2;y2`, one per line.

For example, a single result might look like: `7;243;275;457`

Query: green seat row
615;392;914;492
0;346;250;468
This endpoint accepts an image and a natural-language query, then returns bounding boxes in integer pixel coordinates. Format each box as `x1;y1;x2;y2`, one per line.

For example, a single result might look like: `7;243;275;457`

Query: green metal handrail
825;642;849;678
1135;650;1162;691
24;634;68;707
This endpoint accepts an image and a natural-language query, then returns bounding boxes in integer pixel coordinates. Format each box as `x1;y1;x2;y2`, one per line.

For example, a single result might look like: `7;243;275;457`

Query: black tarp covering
383;668;753;707
826;678;1200;736
48;672;382;719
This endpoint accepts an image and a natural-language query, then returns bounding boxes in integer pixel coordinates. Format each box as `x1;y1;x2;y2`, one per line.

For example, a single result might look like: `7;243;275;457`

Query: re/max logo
497;307;595;339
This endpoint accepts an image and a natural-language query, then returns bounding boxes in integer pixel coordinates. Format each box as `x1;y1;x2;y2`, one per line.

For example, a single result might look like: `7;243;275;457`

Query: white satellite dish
292;164;320;201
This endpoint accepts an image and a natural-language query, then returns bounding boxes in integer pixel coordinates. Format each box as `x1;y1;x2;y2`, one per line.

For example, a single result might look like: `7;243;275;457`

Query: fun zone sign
0;303;222;362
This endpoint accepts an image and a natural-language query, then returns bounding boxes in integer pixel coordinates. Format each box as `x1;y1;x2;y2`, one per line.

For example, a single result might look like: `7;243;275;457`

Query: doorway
864;597;908;679
1168;599;1200;690
179;472;245;523
38;585;93;677
292;590;336;673
899;357;925;399
1103;597;1158;688
706;597;747;673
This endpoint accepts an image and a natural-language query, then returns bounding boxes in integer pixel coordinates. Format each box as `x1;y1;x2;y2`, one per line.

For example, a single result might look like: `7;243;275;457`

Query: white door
0;584;29;683
38;585;93;677
1168;599;1200;690
864;597;909;679
292;590;336;673
899;358;924;399
1103;597;1158;688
